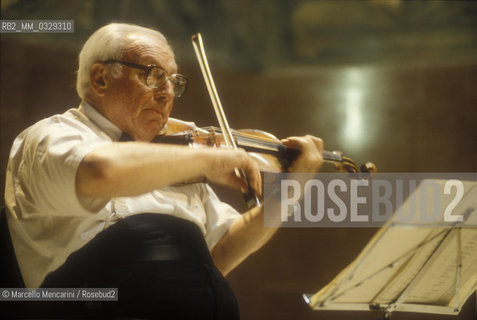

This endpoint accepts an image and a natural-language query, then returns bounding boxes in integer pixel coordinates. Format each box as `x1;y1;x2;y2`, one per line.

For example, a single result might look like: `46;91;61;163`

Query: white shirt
5;101;240;288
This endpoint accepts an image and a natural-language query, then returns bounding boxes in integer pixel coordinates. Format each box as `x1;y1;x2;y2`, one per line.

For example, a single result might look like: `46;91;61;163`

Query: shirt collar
79;100;123;141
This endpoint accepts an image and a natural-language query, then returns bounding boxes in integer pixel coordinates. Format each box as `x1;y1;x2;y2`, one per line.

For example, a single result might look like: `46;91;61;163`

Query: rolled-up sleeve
15;117;110;216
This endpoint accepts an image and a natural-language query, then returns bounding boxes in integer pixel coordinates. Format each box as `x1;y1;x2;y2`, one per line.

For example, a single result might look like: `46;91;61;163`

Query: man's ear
89;63;109;96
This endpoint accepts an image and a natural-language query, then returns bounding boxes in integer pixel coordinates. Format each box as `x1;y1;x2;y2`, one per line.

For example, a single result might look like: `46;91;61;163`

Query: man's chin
139;121;166;141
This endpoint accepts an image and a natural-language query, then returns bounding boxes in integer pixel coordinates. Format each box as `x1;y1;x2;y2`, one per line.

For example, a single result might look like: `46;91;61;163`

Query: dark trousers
32;214;239;320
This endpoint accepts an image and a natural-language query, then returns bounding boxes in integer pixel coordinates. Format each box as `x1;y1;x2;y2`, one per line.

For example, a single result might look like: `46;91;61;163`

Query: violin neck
322;151;344;163
233;135;344;169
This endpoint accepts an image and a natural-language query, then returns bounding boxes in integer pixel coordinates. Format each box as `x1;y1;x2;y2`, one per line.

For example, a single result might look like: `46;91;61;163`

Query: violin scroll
361;162;377;174
330;153;377;174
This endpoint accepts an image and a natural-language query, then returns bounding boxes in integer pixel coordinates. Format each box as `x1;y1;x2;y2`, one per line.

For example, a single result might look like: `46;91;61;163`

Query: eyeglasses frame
102;59;188;97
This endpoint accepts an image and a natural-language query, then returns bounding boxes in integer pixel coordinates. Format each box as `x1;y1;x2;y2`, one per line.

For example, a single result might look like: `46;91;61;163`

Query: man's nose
154;80;174;100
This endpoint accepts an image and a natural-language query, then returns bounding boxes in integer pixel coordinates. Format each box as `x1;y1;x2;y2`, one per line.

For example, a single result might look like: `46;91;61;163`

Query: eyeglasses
103;59;188;98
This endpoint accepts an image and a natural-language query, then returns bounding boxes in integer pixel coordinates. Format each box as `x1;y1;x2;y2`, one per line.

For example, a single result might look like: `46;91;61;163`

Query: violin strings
201;126;343;162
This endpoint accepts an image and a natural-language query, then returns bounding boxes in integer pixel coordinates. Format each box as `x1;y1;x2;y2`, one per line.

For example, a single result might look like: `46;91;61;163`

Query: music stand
304;179;477;319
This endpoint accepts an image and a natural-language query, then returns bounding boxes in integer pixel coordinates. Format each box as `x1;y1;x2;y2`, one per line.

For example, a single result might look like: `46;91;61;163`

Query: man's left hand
281;135;324;173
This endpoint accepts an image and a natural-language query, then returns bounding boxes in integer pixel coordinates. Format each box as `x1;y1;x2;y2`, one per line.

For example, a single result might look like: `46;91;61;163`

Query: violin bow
192;33;261;208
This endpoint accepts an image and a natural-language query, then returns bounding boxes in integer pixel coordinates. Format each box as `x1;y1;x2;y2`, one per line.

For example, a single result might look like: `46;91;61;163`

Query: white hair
76;23;171;99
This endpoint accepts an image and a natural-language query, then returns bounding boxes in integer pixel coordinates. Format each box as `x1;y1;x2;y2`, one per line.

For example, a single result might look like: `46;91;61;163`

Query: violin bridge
208;127;217;147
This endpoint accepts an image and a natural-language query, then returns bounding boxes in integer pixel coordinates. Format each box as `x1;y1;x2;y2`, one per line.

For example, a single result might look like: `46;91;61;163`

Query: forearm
211;201;283;276
211;135;325;275
76;142;211;198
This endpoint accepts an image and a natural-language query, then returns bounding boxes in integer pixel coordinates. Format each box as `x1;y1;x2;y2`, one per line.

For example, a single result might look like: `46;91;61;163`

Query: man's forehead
125;33;170;52
124;33;177;69
126;32;164;45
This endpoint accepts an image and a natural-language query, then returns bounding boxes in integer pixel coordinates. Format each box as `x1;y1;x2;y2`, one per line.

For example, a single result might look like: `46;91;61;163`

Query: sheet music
404;228;477;304
308;180;477;315
373;228;448;304
320;227;437;303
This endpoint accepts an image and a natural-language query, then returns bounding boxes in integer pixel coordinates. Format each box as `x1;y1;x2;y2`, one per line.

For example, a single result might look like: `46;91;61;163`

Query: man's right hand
203;148;262;197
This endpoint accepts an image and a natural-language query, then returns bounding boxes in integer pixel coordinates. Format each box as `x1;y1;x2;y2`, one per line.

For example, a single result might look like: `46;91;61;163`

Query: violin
154;117;377;175
161;33;376;207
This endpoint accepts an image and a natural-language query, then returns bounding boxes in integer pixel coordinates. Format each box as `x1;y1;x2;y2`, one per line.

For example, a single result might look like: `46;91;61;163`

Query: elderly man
5;23;323;319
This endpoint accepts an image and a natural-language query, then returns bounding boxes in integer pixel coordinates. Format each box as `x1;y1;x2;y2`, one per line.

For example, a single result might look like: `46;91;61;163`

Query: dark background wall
1;1;476;319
